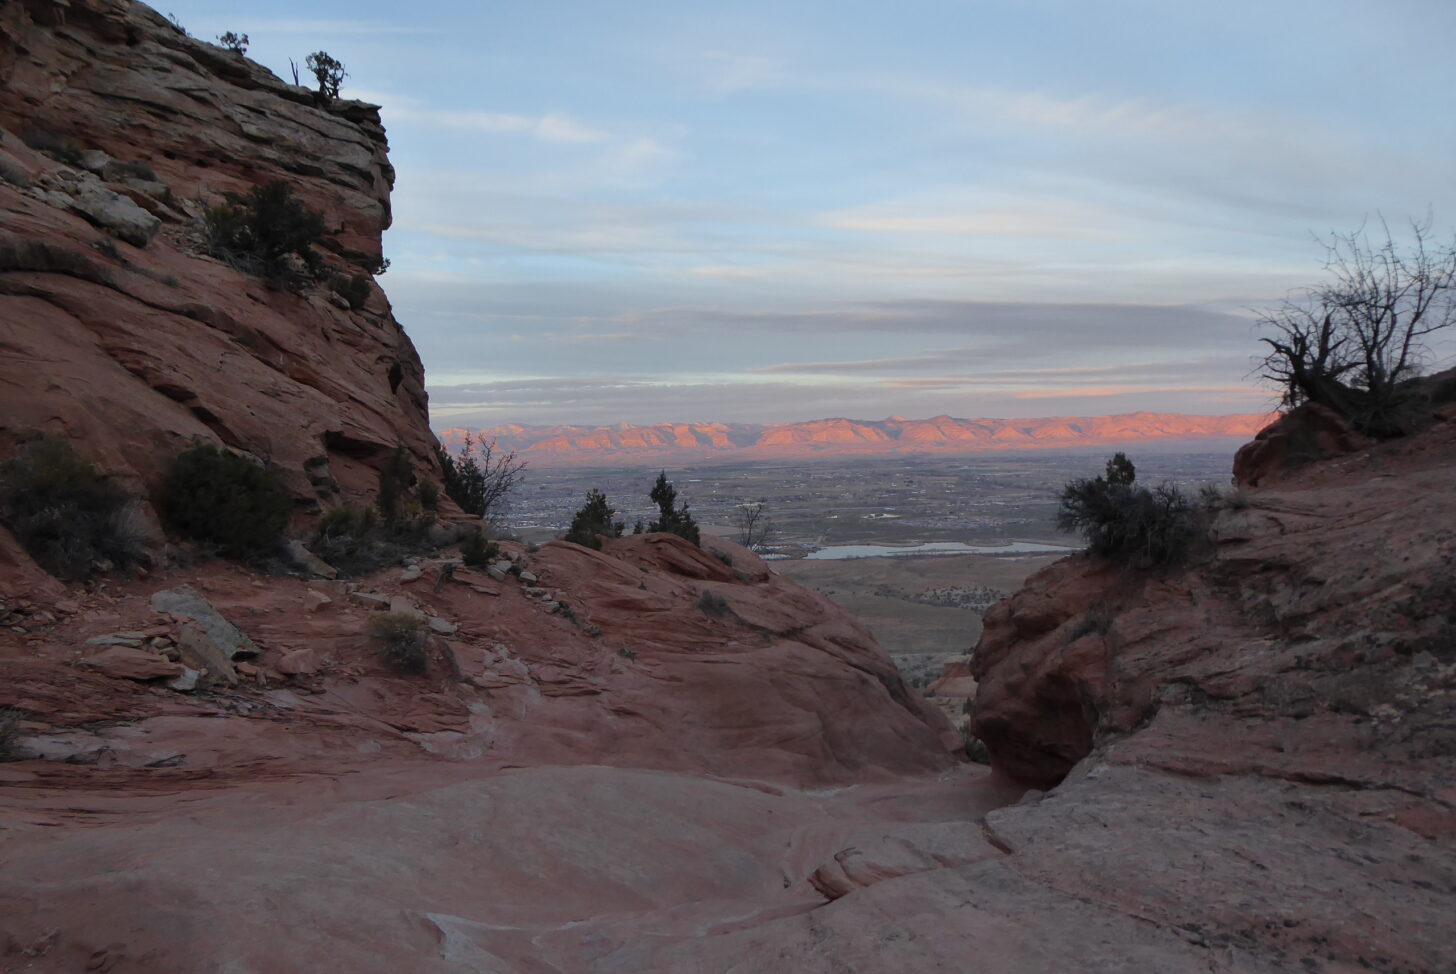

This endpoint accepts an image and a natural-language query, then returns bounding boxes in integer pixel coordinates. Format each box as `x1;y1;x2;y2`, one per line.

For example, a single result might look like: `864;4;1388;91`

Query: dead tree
1259;219;1456;437
734;501;771;551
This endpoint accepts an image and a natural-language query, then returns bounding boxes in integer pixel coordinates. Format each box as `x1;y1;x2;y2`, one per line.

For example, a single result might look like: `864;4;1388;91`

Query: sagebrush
202;180;327;289
0;436;145;580
368;612;427;673
161;443;290;559
312;503;433;577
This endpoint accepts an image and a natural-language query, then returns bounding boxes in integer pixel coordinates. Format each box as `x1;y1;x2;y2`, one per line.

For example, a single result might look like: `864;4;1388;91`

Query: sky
165;0;1456;427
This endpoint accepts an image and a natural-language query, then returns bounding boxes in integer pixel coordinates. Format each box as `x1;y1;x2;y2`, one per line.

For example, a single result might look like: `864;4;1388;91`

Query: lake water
773;540;1078;561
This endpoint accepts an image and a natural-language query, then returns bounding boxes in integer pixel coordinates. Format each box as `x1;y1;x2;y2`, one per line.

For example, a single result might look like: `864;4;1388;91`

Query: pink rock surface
968;413;1456;973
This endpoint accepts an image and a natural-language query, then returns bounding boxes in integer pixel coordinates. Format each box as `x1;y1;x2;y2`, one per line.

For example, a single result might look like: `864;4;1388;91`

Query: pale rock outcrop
150;585;258;659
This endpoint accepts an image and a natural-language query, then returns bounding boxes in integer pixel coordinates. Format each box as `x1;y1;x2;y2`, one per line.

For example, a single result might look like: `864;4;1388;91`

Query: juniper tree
647;471;700;546
564;489;623;550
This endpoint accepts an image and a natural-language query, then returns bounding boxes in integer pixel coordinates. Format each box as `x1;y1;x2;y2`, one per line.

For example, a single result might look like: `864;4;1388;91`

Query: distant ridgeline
440;411;1277;467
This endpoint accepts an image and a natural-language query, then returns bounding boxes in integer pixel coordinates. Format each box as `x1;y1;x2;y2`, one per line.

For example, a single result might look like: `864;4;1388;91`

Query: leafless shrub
734;501;772;550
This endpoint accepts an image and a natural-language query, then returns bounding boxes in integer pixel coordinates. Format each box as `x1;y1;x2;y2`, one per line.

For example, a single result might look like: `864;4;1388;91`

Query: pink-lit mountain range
439;411;1277;467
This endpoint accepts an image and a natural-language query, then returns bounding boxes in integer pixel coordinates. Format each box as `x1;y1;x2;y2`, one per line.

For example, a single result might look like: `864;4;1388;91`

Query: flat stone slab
81;646;184;682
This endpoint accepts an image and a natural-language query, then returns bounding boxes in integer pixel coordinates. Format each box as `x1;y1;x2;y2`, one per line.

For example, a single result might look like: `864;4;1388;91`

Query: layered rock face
0;0;435;541
969;414;1456;972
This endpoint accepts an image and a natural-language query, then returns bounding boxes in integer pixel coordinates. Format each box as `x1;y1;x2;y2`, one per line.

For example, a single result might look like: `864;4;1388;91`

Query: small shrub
317;503;375;540
202;180;327;290
563;488;623;549
712;549;733;567
618;647;636;661
962;730;991;765
1198;484;1250;511
305;51;347;99
161;443;290;559
0;436;144;581
1066;602;1115;642
0;708;25;762
377;445;413;523
647;471;700;546
461;526;498;568
416;480;439;512
697;589;730;618
368;612;426;674
1056;453;1204;568
216;31;249;54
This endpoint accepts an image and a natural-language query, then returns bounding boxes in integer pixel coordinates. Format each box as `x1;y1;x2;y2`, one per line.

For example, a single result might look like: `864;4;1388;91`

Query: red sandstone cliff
0;0;438;553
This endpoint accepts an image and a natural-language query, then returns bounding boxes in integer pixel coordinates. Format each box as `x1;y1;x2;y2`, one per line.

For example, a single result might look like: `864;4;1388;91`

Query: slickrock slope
0;534;981;972
968;409;1456;973
0;0;436;531
447;411;1274;467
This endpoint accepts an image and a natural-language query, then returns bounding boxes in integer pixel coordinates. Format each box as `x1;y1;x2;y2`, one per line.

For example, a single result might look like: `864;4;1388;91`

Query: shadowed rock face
0;0;436;536
969;413;1456;972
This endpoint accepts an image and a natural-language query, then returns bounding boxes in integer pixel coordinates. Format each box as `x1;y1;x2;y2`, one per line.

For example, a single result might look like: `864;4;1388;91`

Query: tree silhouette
647;471;700;546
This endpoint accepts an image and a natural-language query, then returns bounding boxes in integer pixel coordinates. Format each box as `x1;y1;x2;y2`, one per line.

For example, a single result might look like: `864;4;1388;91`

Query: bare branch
1256;218;1456;436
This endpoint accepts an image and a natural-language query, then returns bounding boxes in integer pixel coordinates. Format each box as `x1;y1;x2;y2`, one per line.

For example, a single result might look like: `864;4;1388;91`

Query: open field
774;551;1061;685
507;450;1237;672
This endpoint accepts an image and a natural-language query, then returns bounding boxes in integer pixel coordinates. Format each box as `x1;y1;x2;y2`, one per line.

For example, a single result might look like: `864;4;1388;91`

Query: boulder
65;173;161;246
151;586;258;659
285;540;339;580
1233;402;1371;487
166;667;202;692
276;648;320;676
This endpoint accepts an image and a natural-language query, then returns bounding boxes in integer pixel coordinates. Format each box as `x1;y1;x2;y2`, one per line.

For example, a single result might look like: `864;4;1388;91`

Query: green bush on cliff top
1057;453;1203;568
